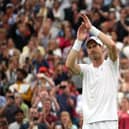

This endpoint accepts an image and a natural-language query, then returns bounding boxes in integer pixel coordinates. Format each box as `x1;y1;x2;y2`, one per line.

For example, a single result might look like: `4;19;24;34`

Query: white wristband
72;39;82;52
89;26;100;37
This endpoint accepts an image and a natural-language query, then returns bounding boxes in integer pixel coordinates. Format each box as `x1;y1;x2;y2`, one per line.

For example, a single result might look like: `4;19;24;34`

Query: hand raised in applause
80;14;92;31
77;22;89;41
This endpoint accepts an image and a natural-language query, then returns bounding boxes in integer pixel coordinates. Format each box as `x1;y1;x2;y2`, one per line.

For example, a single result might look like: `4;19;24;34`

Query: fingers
80;14;91;30
80;14;89;23
80;22;85;28
78;22;85;32
81;22;86;28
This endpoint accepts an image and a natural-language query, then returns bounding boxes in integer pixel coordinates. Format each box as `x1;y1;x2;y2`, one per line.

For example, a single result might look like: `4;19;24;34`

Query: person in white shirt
66;14;119;129
9;108;24;129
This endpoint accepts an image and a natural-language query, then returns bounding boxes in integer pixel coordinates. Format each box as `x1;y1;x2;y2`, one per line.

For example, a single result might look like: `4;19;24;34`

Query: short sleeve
79;64;90;75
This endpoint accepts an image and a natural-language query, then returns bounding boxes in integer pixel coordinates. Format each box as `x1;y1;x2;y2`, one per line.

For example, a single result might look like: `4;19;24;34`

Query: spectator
53;62;70;85
60;111;78;129
118;97;129;129
14;93;29;122
0;115;8;129
6;56;19;87
119;69;129;95
0;91;18;125
9;108;24;129
32;49;49;73
115;7;129;42
39;97;58;129
9;68;32;106
56;80;77;123
20;106;48;129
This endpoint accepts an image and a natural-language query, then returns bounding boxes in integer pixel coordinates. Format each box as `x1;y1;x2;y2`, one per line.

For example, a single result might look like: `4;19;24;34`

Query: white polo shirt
79;57;119;124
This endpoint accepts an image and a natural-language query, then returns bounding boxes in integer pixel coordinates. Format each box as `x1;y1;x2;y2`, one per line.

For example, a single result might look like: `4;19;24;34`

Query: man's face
0;118;8;129
44;100;51;111
30;108;39;120
6;93;14;106
16;71;25;81
15;112;24;123
87;41;103;61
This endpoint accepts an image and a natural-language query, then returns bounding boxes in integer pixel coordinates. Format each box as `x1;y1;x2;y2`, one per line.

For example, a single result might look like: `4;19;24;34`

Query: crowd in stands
0;0;129;129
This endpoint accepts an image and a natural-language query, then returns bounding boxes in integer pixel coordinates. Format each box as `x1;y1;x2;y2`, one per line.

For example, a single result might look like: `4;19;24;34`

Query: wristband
89;26;100;37
72;39;82;52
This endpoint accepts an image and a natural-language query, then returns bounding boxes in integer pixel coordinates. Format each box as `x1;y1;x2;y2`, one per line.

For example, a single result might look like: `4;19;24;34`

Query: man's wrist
72;39;83;52
89;26;100;37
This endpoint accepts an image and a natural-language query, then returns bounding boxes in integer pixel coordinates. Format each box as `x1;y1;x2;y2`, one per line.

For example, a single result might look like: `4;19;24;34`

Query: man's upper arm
68;64;81;75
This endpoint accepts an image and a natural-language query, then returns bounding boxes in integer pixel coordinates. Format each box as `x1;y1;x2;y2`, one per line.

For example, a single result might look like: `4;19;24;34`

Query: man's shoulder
9;122;19;128
20;122;29;129
104;57;119;65
38;123;48;129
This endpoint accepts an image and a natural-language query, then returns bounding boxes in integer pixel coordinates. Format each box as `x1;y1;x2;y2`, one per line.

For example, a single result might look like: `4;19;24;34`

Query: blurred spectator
20;106;48;129
45;0;54;9
39;97;58;129
5;3;17;26
6;56;19;87
31;88;49;110
8;20;34;51
56;80;77;123
0;11;8;29
91;0;109;22
119;69;129;95
0;62;8;94
32;49;49;73
0;40;9;67
14;93;29;122
38;18;53;49
51;0;64;21
118;97;129;129
36;67;55;90
46;39;62;69
0;115;8;129
9;68;33;105
20;35;45;68
37;0;54;20
67;80;79;97
57;20;75;58
0;91;18;124
115;7;129;42
59;111;78;129
0;28;7;42
53;62;70;85
64;1;81;31
32;84;60;116
9;108;24;129
7;37;20;57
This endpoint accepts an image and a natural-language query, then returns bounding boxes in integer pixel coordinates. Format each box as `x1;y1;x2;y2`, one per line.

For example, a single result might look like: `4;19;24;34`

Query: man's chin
90;55;100;61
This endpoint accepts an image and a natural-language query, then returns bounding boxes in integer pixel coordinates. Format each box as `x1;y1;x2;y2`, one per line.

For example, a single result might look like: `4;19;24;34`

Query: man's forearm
90;26;116;49
66;49;78;70
66;39;82;74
